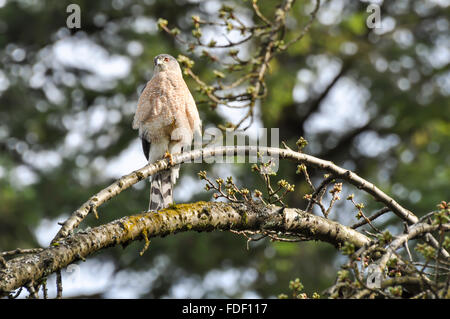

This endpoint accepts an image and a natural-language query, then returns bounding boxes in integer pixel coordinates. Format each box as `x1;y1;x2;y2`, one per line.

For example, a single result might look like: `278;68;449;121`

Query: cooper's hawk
132;54;201;211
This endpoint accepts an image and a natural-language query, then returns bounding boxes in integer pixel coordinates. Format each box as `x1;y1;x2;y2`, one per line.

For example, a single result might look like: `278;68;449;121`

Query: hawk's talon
164;151;174;166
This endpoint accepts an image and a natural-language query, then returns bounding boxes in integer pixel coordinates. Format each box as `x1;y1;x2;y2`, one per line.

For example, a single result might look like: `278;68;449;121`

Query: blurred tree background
0;0;448;298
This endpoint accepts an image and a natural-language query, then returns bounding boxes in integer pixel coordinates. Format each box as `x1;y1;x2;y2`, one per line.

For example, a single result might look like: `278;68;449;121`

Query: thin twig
56;270;63;299
351;207;390;229
305;175;335;213
252;0;272;26
0;248;44;257
25;282;38;299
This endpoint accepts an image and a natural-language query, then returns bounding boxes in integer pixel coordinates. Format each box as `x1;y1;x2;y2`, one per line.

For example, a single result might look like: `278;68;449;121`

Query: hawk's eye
164;57;170;62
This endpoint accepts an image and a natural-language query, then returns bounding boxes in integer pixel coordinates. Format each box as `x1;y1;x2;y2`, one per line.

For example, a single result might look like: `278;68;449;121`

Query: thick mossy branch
0;201;369;294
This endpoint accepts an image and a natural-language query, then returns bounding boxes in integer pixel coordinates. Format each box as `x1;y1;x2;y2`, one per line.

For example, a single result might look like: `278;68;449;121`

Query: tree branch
52;146;418;244
378;222;450;272
0;201;369;295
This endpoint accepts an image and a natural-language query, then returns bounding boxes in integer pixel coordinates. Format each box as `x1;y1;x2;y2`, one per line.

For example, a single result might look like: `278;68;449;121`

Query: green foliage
278;277;321;299
341;241;355;256
377;231;393;246
415;243;436;261
343;12;367;35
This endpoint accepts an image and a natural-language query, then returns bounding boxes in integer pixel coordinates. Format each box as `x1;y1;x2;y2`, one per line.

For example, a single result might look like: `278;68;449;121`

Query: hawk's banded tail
149;170;173;212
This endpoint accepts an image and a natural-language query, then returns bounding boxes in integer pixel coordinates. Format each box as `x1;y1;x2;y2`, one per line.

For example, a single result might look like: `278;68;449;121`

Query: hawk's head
153;54;181;74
